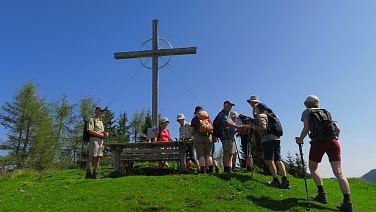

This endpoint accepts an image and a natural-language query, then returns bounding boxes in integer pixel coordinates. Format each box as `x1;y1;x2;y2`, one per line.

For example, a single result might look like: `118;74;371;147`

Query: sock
232;164;236;169
86;169;91;173
273;177;279;183
317;185;325;193
208;166;213;173
200;166;205;174
343;194;351;203
282;176;287;181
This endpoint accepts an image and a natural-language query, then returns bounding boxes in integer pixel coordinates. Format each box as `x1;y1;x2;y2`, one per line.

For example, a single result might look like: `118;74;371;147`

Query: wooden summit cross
114;19;197;129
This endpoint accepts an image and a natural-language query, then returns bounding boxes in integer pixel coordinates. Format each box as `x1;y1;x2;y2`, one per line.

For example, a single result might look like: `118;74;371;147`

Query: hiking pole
296;137;311;209
234;138;241;170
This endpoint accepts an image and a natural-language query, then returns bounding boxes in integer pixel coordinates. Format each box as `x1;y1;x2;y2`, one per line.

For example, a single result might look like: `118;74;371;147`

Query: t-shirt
301;108;319;122
88;117;104;133
218;110;235;140
255;113;280;143
179;121;192;139
155;127;171;142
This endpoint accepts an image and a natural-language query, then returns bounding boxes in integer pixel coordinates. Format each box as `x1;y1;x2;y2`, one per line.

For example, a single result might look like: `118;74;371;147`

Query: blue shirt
218;109;235;140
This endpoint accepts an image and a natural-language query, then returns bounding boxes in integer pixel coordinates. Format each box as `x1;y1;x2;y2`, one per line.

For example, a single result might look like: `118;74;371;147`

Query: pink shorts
309;139;341;163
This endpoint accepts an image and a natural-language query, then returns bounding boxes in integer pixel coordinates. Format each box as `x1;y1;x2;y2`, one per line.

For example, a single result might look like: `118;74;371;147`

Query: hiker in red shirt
154;117;172;168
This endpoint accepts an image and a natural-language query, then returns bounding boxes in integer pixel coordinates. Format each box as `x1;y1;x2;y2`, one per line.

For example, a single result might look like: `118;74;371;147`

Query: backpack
82;117;93;144
238;114;254;135
308;108;337;141
197;111;214;135
265;112;283;137
238;114;254;125
212;111;224;138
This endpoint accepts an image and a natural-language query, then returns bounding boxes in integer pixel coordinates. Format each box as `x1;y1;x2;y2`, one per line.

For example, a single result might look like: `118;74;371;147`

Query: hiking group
175;95;353;212
84;94;353;212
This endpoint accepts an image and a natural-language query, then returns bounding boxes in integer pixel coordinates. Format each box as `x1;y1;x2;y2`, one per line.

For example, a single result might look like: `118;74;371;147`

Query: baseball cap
95;106;107;111
224;100;235;106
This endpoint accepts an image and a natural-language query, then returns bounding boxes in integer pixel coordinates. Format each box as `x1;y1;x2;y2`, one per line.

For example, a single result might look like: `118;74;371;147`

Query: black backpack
266;112;283;137
308;108;337;141
238;114;254;125
212;111;224;138
82;117;93;144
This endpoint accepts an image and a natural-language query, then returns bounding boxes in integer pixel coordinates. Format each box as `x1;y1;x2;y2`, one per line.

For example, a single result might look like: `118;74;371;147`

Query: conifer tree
113;112;130;143
0;81;51;169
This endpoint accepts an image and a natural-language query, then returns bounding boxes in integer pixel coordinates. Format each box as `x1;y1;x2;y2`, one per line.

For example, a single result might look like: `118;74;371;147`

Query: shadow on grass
247;195;337;211
213;172;259;183
104;165;197;178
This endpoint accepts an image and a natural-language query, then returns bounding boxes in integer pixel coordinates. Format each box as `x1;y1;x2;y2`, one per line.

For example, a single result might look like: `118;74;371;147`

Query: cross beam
114;19;197;129
114;47;197;59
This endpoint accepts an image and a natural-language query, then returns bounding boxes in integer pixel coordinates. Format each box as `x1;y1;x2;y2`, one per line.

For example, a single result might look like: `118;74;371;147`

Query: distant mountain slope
362;169;376;184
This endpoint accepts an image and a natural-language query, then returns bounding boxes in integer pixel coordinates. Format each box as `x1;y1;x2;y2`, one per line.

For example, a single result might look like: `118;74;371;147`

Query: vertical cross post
152;20;159;128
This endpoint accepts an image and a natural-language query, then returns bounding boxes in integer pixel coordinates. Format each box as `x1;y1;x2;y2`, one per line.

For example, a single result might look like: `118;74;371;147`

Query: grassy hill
0;166;374;212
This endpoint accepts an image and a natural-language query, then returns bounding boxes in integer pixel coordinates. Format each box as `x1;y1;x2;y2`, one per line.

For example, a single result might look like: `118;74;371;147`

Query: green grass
0;166;374;212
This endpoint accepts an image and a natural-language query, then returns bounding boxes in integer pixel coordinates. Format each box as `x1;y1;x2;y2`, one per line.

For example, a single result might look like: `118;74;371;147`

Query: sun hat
229;111;238;118
224;100;235;106
176;114;186;121
304;95;319;104
247;96;260;103
161;117;170;123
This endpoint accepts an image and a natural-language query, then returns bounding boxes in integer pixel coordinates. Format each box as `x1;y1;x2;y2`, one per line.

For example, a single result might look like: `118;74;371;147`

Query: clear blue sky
1;1;375;178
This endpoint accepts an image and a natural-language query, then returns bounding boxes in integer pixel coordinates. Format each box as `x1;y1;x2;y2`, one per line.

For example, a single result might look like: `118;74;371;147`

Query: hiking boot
224;166;232;173
85;171;92;179
280;180;291;189
267;180;280;188
336;202;353;212
311;192;328;204
244;166;255;173
207;166;214;174
91;172;99;179
215;167;220;173
199;166;206;174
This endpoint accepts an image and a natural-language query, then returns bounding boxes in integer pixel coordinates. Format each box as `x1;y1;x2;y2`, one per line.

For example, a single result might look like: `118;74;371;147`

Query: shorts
193;134;213;158
262;140;281;161
309;139;341;163
221;139;236;155
89;137;104;157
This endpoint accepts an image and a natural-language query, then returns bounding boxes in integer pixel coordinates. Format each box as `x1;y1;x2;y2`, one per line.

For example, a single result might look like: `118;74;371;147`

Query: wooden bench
107;142;188;174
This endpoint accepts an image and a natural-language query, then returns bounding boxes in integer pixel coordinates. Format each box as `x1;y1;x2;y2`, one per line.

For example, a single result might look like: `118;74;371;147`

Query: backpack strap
156;127;162;141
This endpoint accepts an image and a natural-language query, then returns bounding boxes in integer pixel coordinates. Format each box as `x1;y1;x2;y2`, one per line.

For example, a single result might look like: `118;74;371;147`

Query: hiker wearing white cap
296;95;353;212
154;117;172;168
177;113;197;169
